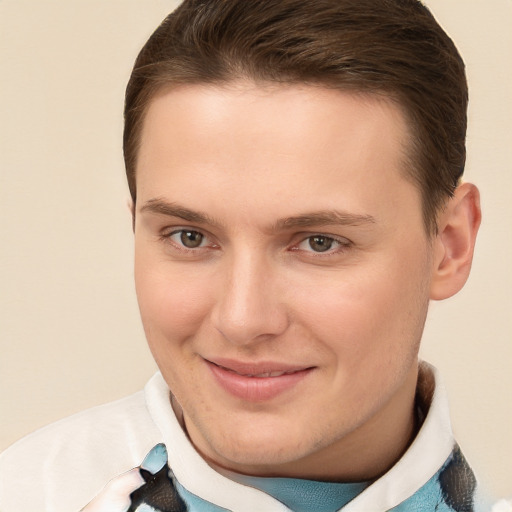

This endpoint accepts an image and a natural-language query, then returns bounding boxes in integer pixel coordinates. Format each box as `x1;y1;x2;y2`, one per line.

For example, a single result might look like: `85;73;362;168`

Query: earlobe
430;183;481;300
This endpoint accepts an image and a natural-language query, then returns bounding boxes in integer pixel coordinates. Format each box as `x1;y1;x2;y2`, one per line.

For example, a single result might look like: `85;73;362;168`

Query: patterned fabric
87;443;480;512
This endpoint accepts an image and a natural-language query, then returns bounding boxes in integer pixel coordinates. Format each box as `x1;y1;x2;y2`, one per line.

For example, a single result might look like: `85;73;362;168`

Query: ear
430;182;481;300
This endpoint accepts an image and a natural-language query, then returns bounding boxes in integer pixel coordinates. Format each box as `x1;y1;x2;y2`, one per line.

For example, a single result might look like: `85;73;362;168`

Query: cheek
134;255;214;349
292;253;430;364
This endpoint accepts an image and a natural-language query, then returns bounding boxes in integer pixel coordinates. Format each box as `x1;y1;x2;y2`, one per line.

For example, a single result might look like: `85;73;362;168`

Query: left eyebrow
271;210;376;231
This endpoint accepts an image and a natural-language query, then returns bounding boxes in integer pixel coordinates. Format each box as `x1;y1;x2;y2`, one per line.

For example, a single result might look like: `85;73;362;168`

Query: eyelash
160;228;352;257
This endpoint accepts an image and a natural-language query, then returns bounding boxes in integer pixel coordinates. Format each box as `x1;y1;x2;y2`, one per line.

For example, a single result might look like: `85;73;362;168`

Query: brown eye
308;236;334;252
179;230;204;248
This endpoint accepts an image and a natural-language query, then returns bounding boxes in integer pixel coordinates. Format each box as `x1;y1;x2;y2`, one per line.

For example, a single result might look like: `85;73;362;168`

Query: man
0;0;490;510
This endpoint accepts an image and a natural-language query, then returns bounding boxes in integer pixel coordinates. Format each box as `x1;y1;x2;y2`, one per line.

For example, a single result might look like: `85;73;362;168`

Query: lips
205;358;314;402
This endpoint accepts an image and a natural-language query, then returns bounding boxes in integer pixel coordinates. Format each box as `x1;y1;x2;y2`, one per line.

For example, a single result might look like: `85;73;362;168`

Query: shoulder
0;387;163;511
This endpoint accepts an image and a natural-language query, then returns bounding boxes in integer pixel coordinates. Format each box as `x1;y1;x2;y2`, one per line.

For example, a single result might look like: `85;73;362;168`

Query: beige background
1;0;511;499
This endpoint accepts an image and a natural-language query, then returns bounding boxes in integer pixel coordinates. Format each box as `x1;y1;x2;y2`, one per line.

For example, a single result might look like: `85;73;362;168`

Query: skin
133;82;480;482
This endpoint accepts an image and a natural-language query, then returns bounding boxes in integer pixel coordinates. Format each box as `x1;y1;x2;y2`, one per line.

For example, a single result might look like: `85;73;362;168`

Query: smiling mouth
208;359;313;377
205;359;314;401
212;363;304;378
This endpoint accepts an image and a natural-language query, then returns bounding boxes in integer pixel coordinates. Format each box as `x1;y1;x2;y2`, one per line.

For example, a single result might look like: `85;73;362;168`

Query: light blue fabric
233;475;368;512
141;443;168;474
173;476;367;512
133;504;159;512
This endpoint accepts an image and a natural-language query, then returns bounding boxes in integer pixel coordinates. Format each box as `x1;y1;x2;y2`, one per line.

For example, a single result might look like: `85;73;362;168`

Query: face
134;82;434;480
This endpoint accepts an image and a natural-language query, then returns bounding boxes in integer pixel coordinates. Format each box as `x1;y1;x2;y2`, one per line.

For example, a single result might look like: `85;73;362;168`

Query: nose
210;250;289;346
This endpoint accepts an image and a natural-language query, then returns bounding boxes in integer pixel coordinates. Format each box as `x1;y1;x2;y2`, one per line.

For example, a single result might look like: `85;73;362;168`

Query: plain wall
0;0;511;499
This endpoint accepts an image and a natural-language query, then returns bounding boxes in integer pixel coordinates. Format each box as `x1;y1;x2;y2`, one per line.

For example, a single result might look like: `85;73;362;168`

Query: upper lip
205;357;314;377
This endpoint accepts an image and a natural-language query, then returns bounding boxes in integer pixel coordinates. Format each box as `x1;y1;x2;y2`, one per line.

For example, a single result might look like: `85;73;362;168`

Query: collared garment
0;363;492;511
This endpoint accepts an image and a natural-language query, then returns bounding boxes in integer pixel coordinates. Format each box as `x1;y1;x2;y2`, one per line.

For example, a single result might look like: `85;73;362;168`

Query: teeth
247;371;288;378
217;364;298;378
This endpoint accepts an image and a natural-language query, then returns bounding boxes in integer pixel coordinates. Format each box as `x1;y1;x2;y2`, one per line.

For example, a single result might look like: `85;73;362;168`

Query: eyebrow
272;211;376;230
139;198;376;230
140;198;222;228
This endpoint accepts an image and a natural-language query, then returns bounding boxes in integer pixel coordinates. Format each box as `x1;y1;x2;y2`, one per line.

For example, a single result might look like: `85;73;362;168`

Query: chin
212;438;310;471
191;413;330;472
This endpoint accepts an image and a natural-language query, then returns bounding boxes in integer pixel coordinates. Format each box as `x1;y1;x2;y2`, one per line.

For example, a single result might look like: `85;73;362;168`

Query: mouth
204;358;315;402
213;364;304;378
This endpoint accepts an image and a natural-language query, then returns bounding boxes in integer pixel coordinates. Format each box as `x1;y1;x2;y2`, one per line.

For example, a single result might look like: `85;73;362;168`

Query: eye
294;234;350;254
306;235;336;253
168;229;208;249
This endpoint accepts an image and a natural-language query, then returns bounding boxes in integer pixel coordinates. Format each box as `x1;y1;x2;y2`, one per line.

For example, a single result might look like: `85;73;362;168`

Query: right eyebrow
139;198;223;228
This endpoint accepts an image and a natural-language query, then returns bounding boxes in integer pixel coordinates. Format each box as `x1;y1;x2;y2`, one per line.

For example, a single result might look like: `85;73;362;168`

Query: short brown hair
124;0;467;234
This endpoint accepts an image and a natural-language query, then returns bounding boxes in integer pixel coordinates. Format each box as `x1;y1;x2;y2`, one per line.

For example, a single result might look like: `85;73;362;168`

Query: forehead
139;82;410;159
136;82;420;230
